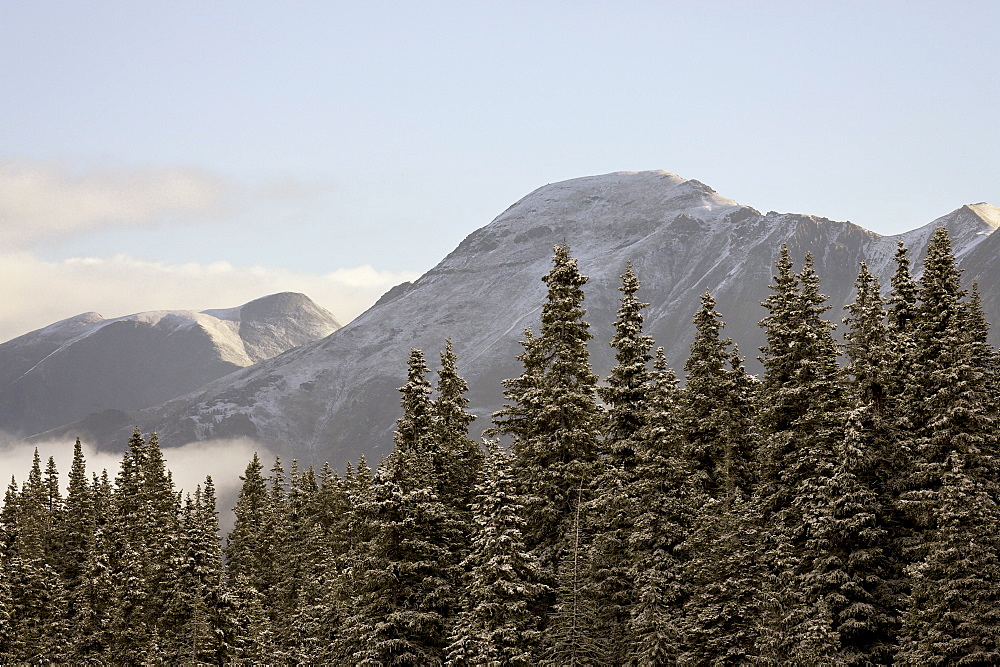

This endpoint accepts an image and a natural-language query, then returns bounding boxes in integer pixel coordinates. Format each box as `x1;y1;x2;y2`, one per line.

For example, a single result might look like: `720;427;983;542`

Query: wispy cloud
0;160;235;247
0;251;419;342
0;159;334;249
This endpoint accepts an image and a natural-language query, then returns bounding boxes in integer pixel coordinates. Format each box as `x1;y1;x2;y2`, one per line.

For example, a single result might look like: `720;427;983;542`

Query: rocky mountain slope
38;172;1000;466
2;292;340;436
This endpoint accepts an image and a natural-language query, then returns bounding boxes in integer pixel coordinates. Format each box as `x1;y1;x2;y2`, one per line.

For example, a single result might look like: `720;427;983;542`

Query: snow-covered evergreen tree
628;349;693;664
490;245;602;603
338;463;463;664
584;262;654;663
683;289;756;499
446;442;544;665
898;452;1000;664
755;249;849;661
431;338;484;511
3;450;70;661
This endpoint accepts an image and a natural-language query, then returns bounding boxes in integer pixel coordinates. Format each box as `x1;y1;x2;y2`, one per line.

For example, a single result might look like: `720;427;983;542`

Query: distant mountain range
23;171;1000;468
1;292;340;437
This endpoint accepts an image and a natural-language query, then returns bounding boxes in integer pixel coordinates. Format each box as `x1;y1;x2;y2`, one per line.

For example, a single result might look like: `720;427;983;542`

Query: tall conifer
490;245;602;580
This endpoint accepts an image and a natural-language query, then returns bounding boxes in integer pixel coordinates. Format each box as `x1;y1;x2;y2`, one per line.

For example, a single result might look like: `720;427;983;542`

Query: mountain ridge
1;292;341;437
28;171;1000;468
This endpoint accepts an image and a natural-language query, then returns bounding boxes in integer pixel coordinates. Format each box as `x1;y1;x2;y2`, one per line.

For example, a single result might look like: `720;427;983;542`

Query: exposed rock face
34;172;1000;467
1;293;340;436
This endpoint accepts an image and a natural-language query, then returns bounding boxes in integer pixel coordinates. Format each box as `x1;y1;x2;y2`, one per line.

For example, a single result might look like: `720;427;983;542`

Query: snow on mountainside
1;292;340;437
37;172;1000;468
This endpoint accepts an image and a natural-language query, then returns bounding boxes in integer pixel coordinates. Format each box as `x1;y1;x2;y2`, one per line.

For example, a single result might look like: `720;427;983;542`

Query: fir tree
628;349;692;664
490;245;602;588
755;249;849;661
683;289;756;499
586;262;654;663
445;443;545;665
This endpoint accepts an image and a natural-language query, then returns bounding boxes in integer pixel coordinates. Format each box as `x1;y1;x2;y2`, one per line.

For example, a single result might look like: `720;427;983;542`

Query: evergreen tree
338;464;463;665
389;348;435;481
887;240;919;338
678;294;761;664
599;261;654;464
170;478;231;663
105;430;183;661
894;228;1000;663
683;289;756;499
628;349;693;664
585;262;654;663
4;450;70;661
900;229;1000;540
898;452;1000;664
225;452;270;588
446;443;545;665
490;245;603;587
431;338;484;511
755;248;849;661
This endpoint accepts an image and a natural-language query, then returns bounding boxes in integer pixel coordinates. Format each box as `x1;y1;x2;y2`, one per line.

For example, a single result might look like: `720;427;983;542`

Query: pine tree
755;248;848;662
683;289;756;499
445;443;545;665
431;338;483;511
898;452;1000;664
490;245;602;590
628;349;693;664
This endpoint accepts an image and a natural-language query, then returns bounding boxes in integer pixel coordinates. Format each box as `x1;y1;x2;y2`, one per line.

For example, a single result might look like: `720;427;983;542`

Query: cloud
0;434;276;533
0;250;420;342
0;159;333;249
0;160;236;247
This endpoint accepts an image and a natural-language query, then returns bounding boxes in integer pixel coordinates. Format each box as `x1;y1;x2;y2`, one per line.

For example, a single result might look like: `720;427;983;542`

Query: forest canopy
2;229;998;664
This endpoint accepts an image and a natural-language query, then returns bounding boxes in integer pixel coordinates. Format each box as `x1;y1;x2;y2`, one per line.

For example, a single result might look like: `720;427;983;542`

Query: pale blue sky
0;0;997;339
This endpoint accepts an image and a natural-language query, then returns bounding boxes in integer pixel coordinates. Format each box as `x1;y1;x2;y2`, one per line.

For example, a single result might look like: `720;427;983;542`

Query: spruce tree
678;294;761;664
60;438;101;657
897;452;1000;664
4;450;70;661
683;289;755;499
895;228;1000;662
431;338;483;511
389;348;435;480
445;443;545;665
628;349;692;664
755;248;849;662
585;262;654;664
225;452;272;603
338;464;462;664
490;245;602;587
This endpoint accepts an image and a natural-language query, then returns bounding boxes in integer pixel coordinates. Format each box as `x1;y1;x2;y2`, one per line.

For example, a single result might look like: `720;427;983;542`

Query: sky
1;0;998;343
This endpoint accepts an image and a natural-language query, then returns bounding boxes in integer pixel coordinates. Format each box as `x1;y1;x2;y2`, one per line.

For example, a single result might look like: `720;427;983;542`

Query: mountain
1;292;341;437
36;171;1000;467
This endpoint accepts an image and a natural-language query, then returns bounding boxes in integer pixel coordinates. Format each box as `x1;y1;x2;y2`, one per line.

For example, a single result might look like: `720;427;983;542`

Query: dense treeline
2;228;999;664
